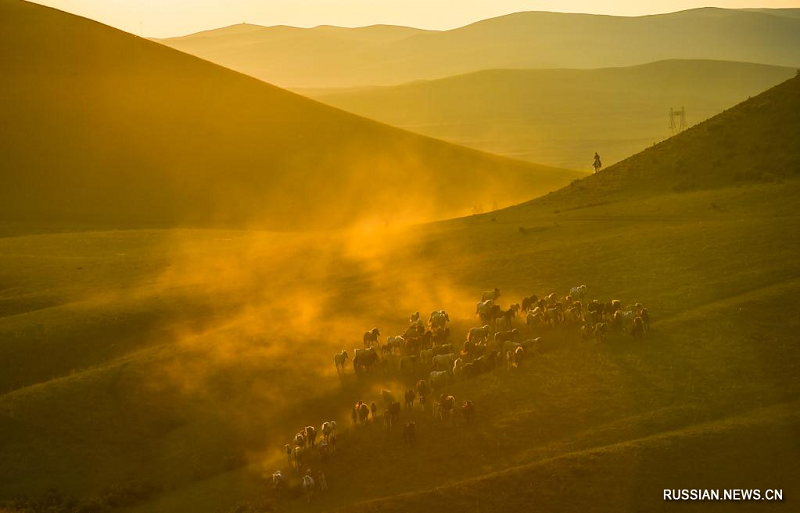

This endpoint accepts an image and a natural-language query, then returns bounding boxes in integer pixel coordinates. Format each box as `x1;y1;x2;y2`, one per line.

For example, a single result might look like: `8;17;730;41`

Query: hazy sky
29;0;800;38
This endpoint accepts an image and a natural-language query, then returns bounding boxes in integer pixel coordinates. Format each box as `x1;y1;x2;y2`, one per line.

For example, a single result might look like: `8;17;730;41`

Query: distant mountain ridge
156;7;800;88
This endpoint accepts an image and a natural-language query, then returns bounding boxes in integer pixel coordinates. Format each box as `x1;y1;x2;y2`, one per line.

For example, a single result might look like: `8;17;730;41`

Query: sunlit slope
0;0;575;232
3;186;799;511
156;8;800;88
311;60;796;169
1;75;799;511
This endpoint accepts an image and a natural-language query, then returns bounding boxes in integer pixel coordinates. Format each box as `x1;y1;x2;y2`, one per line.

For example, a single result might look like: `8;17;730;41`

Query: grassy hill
523;72;800;207
3;182;799;513
310;60;796;169
0;0;577;233
337;402;800;513
1;74;799;513
156;8;800;88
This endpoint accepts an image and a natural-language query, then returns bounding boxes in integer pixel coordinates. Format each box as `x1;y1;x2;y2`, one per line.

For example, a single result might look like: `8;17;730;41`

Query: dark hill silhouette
0;0;576;232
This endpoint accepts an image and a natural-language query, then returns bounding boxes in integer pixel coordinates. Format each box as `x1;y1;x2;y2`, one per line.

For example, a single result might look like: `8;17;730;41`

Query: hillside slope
311;60;796;169
3;183;799;513
156;8;800;88
0;0;576;232
496;72;800;215
1;69;799;512
337;402;800;513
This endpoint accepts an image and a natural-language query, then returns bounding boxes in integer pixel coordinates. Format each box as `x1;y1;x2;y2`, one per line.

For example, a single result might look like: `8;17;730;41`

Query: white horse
321;420;337;441
302;474;315;503
292;445;304;472
272;470;284;499
481;288;500;302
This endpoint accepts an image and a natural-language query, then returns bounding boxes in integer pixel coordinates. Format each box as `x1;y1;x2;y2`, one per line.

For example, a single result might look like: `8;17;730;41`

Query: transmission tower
669;107;687;135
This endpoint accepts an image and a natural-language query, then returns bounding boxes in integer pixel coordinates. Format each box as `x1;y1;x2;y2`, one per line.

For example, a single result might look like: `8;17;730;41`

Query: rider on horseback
593;152;602;173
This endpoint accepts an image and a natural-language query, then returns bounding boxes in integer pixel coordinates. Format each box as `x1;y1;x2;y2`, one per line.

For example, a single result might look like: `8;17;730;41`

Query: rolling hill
0;0;578;233
520;71;800;207
310;60;796;170
1;61;799;513
156;8;800;88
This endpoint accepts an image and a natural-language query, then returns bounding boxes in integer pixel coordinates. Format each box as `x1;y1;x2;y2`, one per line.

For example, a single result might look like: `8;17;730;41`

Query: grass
337;401;800;513
2;180;799;512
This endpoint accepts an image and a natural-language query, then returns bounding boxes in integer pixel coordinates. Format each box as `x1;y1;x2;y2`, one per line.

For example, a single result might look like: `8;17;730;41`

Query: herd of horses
337;285;650;379
275;286;650;504
274;421;337;503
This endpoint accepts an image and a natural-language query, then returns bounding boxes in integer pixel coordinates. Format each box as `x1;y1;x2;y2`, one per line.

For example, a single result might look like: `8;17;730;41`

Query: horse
272;470;284;499
363;327;380;348
334;350;348;373
302;473;315;503
404;389;416;410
